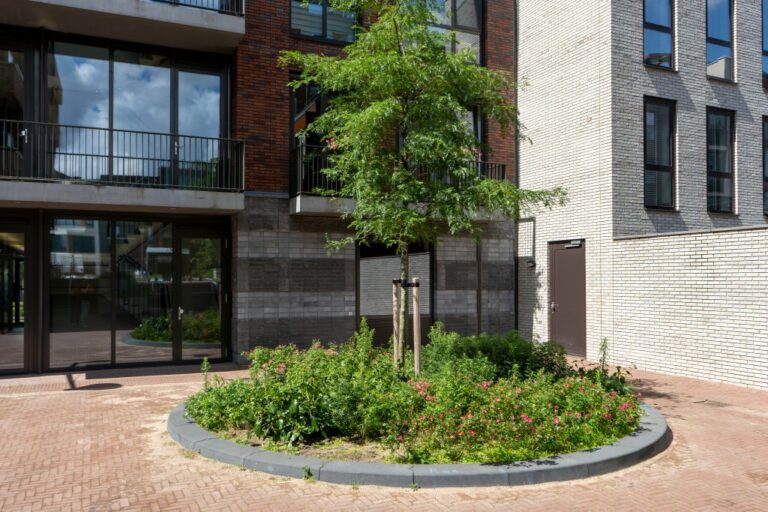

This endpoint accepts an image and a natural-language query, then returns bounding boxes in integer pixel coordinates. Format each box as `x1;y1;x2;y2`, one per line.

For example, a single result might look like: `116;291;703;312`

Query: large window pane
707;0;731;42
707;43;733;80
645;170;674;209
0;231;24;372
291;0;324;38
327;7;356;42
644;28;673;68
115;222;174;364
645;102;672;167
645;0;672;27
48;43;110;180
0;48;25;179
49;219;112;369
456;31;481;62
113;51;171;183
181;236;224;361
456;0;481;30
707;109;734;213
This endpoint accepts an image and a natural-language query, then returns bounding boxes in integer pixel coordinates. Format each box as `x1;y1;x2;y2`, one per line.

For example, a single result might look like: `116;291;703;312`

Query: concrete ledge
0;181;244;214
168;403;671;488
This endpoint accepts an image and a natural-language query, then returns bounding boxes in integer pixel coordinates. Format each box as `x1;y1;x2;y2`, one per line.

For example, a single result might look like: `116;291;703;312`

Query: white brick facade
518;0;768;388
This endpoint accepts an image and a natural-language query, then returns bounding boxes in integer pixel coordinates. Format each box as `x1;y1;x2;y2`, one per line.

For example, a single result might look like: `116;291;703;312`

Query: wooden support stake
392;279;400;366
412;277;421;376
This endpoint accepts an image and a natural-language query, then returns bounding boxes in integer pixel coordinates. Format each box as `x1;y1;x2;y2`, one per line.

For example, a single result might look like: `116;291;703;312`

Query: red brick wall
233;2;346;192
234;1;518;192
485;0;518;182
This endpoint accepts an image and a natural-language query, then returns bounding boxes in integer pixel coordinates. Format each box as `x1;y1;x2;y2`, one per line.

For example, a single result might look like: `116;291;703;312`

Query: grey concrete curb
168;403;671;488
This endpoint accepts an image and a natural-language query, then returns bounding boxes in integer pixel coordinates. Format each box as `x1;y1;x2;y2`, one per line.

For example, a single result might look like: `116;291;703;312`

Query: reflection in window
291;0;356;43
0;47;25;178
49;219;112;369
763;0;768;87
113;52;171;181
706;0;733;80
116;221;174;364
707;108;734;213
178;71;222;188
644;0;673;68
430;0;483;62
644;98;675;208
48;43;110;180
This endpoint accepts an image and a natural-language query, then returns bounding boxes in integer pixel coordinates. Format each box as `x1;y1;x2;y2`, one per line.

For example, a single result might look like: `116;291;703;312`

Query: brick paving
0;364;766;511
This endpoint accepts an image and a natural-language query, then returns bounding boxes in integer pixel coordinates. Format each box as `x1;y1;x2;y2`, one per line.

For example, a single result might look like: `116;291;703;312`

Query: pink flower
419;415;426;421
277;363;287;374
610;391;618;398
396;435;404;442
604;413;613;420
579;386;585;393
425;395;435;402
521;414;533;425
618;402;630;412
469;430;476;437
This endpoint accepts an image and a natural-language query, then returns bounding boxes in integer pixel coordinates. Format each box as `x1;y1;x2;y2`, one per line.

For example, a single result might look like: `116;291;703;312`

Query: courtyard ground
0;363;766;511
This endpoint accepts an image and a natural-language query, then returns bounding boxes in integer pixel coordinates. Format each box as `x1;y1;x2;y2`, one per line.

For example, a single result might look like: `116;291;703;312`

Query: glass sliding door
176;70;222;188
178;233;225;361
0;229;25;372
115;221;174;364
49;219;112;369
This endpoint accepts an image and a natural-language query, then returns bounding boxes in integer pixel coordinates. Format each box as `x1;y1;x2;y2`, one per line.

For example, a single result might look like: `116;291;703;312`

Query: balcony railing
150;0;245;17
0;120;244;192
290;144;507;197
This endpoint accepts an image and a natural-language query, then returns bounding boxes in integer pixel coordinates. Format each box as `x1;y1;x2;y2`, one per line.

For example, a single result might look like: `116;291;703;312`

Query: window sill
645;205;678;212
707;209;738;216
644;64;677;73
707;75;737;85
290;32;353;47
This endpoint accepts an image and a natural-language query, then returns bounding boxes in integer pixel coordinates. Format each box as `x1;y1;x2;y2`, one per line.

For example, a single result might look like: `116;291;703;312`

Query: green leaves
281;0;565;255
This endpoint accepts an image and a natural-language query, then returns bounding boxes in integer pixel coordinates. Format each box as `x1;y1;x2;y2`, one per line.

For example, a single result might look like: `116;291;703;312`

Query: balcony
289;143;507;216
0;0;245;53
0;119;245;213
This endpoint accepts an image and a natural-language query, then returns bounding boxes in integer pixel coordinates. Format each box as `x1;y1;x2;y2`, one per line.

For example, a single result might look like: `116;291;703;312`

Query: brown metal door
548;240;586;357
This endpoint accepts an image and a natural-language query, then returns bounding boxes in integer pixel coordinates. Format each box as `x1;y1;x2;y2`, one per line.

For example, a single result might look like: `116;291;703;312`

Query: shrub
131;315;172;342
186;323;641;464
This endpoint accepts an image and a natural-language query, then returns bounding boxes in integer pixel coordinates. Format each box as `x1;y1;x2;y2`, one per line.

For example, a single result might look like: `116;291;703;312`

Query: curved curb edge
167;403;671;488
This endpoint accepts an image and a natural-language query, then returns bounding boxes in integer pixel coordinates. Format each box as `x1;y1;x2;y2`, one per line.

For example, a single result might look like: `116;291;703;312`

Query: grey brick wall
518;0;768;388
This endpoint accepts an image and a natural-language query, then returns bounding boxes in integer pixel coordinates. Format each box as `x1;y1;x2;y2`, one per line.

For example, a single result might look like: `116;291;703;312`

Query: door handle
178;307;185;321
550;302;557;313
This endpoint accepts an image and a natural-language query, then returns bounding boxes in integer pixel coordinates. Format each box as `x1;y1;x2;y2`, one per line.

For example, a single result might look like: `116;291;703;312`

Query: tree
281;0;565;364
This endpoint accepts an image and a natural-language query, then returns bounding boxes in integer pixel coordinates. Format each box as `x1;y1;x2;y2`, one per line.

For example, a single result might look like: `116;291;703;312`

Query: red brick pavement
0;364;766;511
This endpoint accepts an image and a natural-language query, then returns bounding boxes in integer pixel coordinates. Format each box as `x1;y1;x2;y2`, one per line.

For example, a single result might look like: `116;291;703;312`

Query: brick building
0;1;517;373
517;0;768;388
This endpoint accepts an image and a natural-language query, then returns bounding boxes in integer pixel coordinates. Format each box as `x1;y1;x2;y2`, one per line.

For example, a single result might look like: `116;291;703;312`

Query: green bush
131;315;172;342
185;322;641;464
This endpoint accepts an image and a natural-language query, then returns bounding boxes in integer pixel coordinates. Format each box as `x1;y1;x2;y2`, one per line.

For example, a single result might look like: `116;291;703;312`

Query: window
763;0;768;87
430;0;483;62
644;98;675;208
763;118;768;215
290;0;355;43
644;0;674;68
707;108;735;213
706;0;733;80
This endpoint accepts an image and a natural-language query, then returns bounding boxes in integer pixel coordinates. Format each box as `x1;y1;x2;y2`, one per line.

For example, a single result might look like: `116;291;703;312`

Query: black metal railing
290;143;507;197
150;0;244;17
0;120;244;192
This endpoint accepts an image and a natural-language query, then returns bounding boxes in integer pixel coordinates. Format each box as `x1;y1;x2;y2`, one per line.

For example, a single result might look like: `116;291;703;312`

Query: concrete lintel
0;181;244;214
289;195;355;217
0;0;245;54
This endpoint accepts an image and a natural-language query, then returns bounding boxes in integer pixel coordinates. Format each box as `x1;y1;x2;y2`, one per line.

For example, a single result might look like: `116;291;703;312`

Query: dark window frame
643;0;675;70
763;117;768;216
706;0;735;81
289;0;358;45
644;96;676;209
706;106;736;214
430;0;485;64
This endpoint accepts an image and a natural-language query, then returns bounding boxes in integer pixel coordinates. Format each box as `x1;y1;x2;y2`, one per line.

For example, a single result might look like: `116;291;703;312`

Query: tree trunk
398;249;409;365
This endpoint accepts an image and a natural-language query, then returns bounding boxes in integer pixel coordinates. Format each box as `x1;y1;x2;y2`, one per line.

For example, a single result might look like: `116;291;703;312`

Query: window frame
644;96;677;210
706;106;736;214
763;0;768;88
705;0;735;81
643;0;675;70
430;0;485;64
763;117;768;216
289;0;357;45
